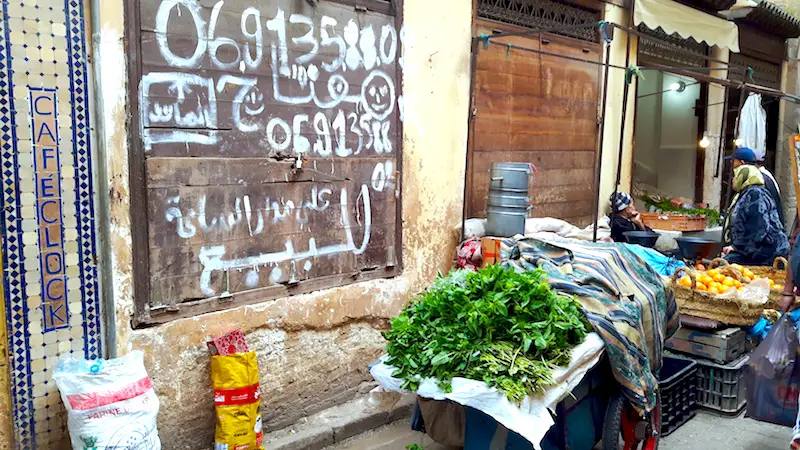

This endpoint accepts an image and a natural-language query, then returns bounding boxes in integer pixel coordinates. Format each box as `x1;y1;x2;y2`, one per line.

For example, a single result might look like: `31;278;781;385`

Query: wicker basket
743;258;789;308
670;267;764;326
703;259;790;309
640;212;706;232
745;257;788;282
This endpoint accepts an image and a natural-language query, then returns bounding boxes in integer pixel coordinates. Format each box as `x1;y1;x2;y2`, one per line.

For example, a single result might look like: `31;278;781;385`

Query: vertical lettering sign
29;88;68;331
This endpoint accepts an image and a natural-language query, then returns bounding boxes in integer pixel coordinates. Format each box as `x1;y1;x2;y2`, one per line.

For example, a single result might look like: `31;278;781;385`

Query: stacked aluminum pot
486;162;534;237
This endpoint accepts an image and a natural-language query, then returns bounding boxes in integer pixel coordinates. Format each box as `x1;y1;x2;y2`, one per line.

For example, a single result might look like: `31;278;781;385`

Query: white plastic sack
460;218;487;239
53;350;161;450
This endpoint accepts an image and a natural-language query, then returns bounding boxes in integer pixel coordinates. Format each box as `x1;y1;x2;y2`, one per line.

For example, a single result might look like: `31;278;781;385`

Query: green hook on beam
479;34;490;50
625;66;644;85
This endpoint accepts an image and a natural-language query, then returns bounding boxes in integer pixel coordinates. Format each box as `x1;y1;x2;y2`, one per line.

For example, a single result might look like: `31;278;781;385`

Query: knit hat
610;192;632;212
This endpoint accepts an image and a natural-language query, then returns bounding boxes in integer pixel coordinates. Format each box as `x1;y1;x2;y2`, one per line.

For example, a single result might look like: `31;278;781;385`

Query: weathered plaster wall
599;4;637;216
96;1;471;449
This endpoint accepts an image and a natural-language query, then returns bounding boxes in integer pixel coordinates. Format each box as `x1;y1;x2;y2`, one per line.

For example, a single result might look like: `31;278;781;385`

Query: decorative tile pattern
0;0;101;447
0;2;35;447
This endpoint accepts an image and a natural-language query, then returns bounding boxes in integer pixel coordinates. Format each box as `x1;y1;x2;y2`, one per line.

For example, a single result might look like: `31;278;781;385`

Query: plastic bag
53;350;161;450
744;315;800;426
212;351;264;450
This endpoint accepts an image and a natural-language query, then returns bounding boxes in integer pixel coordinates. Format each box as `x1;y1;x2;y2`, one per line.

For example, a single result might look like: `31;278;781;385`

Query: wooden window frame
326;0;396;16
124;0;405;328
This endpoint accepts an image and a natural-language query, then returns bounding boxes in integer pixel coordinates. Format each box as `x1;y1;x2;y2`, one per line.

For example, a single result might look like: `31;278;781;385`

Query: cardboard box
481;237;503;267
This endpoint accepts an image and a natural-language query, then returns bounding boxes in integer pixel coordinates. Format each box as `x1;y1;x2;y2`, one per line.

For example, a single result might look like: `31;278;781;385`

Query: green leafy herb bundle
639;194;722;226
383;265;590;403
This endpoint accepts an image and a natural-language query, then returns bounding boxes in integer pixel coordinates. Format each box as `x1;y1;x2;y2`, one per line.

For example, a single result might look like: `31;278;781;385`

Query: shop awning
634;0;741;52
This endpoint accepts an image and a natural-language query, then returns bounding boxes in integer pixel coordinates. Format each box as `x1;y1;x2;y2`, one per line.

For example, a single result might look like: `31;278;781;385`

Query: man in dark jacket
757;160;784;225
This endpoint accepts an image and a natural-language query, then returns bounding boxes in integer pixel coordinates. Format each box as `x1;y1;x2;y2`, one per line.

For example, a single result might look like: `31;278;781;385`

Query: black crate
659;356;698;436
695;355;748;415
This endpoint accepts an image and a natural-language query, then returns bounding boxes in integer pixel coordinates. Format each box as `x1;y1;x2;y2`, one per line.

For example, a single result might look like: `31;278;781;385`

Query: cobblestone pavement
326;411;794;450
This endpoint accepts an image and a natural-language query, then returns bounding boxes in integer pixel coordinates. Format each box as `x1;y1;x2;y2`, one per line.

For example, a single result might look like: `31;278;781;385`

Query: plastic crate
659;356;698;436
695;354;748;415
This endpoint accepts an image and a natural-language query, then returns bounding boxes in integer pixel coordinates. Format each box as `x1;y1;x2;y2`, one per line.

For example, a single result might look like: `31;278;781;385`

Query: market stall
371;248;669;450
372;8;800;450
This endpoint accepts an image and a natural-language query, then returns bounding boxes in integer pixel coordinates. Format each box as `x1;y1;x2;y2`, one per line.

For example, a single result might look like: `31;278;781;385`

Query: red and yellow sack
211;351;264;450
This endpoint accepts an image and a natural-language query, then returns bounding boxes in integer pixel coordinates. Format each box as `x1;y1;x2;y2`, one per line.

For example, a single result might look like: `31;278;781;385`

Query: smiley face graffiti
244;87;265;117
360;71;395;121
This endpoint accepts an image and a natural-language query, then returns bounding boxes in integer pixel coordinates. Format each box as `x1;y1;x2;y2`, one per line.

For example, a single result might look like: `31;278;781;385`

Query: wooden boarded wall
129;0;403;325
468;23;601;226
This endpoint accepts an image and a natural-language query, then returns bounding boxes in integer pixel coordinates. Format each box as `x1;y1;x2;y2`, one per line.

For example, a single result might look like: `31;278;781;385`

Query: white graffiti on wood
164;185;334;239
197;184;371;296
146;0;400;297
140;72;218;150
143;1;405;153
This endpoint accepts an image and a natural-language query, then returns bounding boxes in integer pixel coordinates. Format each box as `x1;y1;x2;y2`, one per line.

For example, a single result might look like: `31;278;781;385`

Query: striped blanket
500;237;679;411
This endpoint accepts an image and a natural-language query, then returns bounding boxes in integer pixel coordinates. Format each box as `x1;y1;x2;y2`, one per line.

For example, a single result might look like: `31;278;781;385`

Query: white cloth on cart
370;333;605;450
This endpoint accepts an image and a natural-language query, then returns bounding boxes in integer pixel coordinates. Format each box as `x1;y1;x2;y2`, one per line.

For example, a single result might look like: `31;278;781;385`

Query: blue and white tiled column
0;0;102;447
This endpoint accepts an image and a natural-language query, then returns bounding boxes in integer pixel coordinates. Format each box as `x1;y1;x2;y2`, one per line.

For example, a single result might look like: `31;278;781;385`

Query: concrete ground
326;411;794;450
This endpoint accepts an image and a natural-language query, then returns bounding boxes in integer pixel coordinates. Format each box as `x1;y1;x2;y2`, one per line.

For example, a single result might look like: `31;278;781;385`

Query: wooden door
468;23;601;227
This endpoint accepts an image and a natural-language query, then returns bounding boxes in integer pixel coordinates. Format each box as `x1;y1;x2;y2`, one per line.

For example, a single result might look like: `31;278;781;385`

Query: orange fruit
723;277;736;287
743;269;754;278
708;287;720;294
696;282;708;291
737;287;744;292
679;276;691;287
707;269;719;278
734;280;742;288
769;279;776;287
775;284;784;291
713;273;725;283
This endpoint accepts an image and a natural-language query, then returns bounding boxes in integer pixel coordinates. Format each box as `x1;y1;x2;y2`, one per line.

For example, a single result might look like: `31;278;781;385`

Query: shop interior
633;72;704;207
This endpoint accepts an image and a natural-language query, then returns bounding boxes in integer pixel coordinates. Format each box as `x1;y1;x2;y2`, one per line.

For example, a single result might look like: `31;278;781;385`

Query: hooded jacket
724;165;789;265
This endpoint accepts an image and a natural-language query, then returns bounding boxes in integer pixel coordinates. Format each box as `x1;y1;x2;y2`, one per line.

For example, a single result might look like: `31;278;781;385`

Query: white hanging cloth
739;93;767;161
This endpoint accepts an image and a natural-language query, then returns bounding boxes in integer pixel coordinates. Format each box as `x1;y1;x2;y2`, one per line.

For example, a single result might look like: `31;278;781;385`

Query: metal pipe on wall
592;42;613;242
89;0;117;358
723;88;749;212
714;89;730;178
611;9;635;227
462;37;480;243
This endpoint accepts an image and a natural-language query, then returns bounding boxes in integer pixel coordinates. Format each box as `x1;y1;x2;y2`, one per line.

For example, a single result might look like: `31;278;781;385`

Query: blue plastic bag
624;244;685;277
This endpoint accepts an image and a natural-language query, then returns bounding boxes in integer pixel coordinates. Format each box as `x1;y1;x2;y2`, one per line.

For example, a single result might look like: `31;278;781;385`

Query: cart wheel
602;391;660;450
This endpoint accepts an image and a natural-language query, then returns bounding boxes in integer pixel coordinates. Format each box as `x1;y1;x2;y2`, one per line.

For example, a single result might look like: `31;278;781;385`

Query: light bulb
669;81;686;92
734;137;743;147
699;136;710;149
